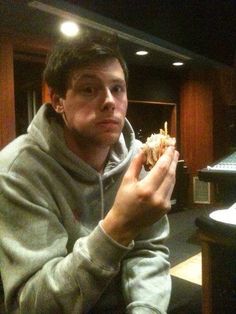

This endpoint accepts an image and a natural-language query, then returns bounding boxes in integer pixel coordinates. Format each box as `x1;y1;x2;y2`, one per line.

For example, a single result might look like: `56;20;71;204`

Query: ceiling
74;0;236;67
0;0;235;70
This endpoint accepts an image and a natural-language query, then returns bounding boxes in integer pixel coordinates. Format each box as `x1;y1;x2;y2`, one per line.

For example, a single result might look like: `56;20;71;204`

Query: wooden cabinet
0;31;51;149
196;217;236;314
14;59;45;136
127;100;177;142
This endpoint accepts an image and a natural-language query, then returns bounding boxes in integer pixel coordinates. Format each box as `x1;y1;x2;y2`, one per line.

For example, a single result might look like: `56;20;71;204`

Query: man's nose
100;88;115;111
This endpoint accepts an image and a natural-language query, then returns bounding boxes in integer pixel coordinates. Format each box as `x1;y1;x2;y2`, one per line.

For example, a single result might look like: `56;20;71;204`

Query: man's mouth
96;118;121;127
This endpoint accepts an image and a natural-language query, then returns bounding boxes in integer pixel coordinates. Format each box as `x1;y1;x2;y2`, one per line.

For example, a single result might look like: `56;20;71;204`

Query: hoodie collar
28;104;135;180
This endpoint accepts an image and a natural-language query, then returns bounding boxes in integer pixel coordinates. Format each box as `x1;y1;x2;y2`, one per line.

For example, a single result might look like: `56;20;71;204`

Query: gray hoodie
0;104;171;314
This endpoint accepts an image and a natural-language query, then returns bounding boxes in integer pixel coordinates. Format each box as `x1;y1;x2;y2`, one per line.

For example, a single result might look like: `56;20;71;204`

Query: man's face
54;58;128;148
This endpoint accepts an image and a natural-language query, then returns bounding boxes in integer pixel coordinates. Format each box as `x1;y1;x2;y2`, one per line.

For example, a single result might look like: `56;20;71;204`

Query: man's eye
112;85;125;93
81;86;95;95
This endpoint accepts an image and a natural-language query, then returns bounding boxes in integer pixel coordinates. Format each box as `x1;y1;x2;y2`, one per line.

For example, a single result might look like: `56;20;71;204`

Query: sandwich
142;122;176;169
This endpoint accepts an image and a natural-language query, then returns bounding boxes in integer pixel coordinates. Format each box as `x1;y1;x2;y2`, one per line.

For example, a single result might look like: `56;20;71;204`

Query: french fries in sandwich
142;122;176;169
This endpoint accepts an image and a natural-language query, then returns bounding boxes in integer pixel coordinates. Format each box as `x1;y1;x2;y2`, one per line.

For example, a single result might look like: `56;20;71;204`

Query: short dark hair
43;31;128;97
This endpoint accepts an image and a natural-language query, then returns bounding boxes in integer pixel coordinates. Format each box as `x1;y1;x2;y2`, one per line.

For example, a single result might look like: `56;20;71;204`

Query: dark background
68;0;236;67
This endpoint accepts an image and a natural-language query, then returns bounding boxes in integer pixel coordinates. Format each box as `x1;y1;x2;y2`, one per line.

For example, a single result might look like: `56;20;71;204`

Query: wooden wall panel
212;68;233;160
180;68;214;175
42;82;51;104
0;36;15;149
1;29;52;56
0;30;52;148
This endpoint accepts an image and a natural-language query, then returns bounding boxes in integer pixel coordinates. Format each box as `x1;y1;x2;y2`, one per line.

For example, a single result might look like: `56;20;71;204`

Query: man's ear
50;91;64;114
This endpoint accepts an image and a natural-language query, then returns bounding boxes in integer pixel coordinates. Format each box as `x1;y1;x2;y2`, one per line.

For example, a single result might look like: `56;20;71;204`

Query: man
0;33;179;313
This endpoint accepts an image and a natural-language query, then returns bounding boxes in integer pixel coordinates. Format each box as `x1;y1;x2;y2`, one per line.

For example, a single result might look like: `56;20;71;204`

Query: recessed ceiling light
172;62;184;67
60;21;79;37
136;50;149;56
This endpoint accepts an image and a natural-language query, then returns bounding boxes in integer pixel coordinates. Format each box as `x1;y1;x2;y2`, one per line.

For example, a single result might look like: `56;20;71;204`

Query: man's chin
97;133;121;146
70;127;122;148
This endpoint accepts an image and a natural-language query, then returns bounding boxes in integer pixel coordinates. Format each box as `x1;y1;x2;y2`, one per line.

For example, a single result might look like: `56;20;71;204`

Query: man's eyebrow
72;74;97;81
73;74;125;84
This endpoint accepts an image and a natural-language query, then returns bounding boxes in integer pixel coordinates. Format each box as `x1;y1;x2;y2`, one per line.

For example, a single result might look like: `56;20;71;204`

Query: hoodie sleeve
122;216;171;314
0;172;132;313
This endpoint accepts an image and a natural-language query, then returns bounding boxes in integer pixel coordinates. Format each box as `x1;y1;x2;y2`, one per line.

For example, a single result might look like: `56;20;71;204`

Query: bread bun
142;122;176;169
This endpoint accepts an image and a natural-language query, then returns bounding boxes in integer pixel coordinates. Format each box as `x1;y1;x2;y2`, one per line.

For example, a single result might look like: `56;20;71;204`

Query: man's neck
63;128;110;173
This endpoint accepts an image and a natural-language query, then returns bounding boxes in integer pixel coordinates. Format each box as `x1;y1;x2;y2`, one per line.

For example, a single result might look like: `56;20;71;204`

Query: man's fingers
125;150;146;180
153;146;176;170
143;146;176;187
154;150;180;200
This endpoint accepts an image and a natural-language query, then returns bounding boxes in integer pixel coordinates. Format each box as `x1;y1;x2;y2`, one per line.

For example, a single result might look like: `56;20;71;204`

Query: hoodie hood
27;104;137;181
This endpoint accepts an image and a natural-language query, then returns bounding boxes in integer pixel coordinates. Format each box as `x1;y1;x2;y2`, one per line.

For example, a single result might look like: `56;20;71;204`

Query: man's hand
102;146;179;246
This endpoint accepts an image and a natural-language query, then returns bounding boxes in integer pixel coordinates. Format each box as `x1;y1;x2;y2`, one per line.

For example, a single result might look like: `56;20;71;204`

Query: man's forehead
71;59;125;81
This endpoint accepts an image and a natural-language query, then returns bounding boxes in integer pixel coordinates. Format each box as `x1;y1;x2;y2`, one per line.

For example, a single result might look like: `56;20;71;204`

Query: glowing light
60;21;79;37
136;50;149;56
172;62;184;67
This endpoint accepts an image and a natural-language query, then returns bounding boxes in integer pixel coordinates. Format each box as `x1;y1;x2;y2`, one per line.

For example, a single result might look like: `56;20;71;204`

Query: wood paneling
0;35;15;149
212;68;233;159
42;83;51;104
0;30;51;148
180;68;214;205
0;29;52;56
180;66;235;173
180;68;214;175
180;66;235;205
